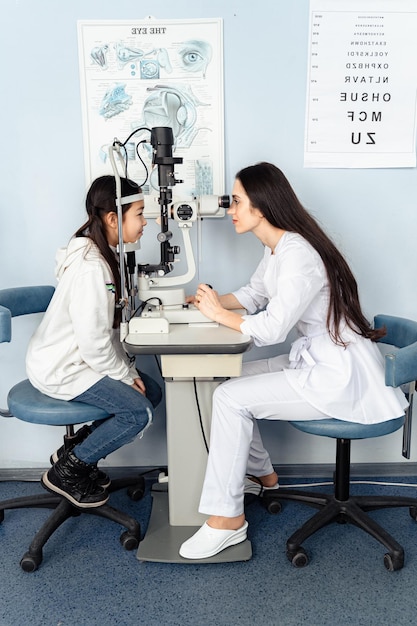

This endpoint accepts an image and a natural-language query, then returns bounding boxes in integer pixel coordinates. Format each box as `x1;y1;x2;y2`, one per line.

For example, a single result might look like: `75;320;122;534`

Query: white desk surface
125;323;253;355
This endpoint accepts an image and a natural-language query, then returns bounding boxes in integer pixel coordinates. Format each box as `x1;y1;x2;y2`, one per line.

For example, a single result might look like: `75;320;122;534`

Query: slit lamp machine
108;126;229;342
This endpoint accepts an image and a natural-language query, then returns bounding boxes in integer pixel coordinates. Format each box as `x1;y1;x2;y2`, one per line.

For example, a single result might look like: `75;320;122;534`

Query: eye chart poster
77;18;224;203
304;0;417;168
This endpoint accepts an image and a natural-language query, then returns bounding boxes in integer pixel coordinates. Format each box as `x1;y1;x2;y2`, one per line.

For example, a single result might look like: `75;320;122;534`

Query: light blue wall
1;0;416;469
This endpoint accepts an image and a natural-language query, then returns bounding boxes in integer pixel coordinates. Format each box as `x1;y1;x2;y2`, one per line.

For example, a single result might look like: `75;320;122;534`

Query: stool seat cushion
7;380;110;426
291;416;405;440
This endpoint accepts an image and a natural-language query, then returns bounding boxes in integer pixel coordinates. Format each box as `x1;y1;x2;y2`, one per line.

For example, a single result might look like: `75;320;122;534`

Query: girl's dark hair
236;162;384;345
75;175;140;326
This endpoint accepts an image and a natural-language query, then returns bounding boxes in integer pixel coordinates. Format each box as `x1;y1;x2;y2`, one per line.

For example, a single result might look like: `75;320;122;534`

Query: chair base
262;439;417;571
0;475;146;572
263;488;417;571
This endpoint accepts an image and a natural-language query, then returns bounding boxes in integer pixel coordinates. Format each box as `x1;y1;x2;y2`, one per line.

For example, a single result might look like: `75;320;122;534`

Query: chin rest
262;315;417;571
0;286;147;572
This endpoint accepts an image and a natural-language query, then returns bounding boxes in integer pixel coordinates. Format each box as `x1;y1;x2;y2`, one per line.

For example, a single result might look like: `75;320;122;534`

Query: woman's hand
194;283;223;322
194;284;245;332
131;377;146;395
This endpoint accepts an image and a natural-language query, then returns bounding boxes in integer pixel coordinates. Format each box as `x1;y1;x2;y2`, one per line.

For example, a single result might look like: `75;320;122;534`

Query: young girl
179;162;408;559
26;175;162;508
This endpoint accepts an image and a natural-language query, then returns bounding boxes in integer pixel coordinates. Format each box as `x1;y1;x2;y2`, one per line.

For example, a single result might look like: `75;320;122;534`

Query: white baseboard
1;463;416;482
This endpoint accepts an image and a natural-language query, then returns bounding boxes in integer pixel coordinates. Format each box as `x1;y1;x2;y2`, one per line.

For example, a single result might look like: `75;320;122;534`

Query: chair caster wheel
287;547;309;568
409;506;417;521
20;552;42;572
264;498;282;515
120;530;140;551
383;552;404;571
127;478;145;501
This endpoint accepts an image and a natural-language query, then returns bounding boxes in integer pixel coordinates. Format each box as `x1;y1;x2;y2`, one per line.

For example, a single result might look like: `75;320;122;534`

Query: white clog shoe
179;521;248;559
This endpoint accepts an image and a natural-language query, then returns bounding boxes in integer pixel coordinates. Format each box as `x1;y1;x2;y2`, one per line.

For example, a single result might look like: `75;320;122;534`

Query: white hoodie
26;237;138;400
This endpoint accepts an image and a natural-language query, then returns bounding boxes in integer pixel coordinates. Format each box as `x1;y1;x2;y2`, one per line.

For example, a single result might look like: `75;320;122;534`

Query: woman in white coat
179;162;408;560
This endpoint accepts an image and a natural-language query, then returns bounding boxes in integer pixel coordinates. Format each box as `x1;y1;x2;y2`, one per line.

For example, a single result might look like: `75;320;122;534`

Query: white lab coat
235;231;407;424
198;231;408;517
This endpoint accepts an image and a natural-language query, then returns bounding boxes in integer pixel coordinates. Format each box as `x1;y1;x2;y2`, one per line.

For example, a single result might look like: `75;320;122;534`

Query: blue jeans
71;370;162;464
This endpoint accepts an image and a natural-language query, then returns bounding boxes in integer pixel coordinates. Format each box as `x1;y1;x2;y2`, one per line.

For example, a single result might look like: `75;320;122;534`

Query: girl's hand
131;377;146;395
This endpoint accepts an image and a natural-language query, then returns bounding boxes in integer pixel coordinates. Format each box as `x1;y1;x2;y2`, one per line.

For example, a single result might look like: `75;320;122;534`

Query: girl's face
122;200;147;244
227;179;263;235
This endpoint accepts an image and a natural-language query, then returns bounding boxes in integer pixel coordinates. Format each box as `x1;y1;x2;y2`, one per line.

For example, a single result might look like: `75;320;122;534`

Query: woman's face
227;178;263;235
122;200;147;243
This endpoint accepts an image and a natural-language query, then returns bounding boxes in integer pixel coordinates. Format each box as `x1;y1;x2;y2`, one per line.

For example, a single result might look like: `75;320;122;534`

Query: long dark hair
75;175;140;326
236;162;384;345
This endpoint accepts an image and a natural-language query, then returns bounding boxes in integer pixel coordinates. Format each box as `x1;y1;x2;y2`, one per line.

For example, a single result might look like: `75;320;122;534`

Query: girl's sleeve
69;265;136;385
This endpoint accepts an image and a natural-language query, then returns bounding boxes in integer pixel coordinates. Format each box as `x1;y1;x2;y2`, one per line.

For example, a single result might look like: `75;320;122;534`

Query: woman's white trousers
198;355;328;518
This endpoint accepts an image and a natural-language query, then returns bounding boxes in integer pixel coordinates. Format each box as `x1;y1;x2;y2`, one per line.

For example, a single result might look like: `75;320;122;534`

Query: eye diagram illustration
140;60;159;79
138;48;172;78
90;45;109;69
195;160;214;195
114;41;145;69
89;42;172;77
99;83;133;119
178;40;212;77
136;84;209;148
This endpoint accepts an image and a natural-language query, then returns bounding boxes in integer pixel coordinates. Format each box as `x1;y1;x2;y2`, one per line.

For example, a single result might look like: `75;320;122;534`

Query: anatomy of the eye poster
77;18;224;205
304;0;417;168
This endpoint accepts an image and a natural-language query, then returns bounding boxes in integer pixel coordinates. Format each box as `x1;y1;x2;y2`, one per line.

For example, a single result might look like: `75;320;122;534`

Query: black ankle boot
50;425;92;464
42;450;109;508
50;425;111;488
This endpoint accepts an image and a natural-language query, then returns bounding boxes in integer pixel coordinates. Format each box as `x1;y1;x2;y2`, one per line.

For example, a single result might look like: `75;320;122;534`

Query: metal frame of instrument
108;125;229;339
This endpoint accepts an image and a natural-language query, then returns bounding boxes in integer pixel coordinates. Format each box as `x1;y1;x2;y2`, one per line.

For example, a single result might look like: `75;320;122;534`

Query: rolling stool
0;285;145;571
263;314;417;571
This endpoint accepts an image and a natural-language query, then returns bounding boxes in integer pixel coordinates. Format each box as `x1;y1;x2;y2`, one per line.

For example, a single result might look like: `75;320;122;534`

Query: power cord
134;297;163;317
193;378;209;454
153;354;162;377
279;479;417;489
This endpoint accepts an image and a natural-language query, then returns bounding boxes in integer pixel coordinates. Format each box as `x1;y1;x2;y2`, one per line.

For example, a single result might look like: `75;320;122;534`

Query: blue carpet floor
1;476;417;626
